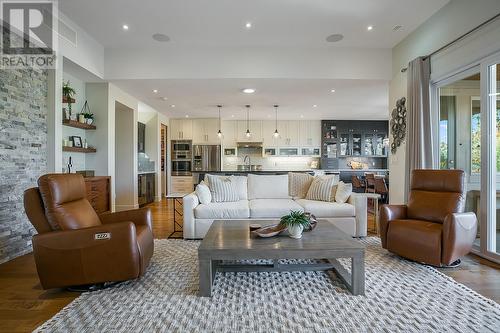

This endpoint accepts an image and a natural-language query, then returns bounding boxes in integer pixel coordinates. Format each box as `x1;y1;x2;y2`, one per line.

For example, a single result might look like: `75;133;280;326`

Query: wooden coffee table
198;219;365;297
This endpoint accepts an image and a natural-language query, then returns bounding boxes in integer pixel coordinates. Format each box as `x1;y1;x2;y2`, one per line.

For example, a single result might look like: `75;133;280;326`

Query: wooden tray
252;224;287;238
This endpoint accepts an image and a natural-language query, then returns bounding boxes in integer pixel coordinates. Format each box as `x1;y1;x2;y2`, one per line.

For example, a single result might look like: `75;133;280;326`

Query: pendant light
217;105;222;138
245;105;251;138
273;104;280;138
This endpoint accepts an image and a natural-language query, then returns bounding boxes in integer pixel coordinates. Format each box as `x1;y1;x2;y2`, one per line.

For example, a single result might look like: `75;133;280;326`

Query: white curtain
405;57;434;199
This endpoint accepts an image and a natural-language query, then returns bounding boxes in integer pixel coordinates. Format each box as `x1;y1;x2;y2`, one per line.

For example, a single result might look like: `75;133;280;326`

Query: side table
357;193;382;236
166;193;187;239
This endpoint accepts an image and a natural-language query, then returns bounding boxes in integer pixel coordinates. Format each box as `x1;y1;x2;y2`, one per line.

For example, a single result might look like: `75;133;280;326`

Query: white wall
105;46;392;81
115;102;136;211
138;103;170;201
389;0;500;204
58;12;105;79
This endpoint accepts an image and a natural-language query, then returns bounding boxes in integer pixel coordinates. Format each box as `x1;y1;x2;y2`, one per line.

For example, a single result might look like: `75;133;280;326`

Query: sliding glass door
482;58;500;259
437;68;482;251
434;54;500;263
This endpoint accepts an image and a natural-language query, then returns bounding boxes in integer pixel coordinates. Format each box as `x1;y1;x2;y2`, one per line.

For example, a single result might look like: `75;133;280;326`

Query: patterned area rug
36;238;500;332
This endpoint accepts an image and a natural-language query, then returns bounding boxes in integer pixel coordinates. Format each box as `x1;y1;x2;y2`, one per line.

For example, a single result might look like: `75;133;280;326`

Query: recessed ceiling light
231;115;235;118
245;22;252;29
367;25;374;31
242;88;256;94
313;104;318;108
330;89;336;93
185;115;189;118
326;34;344;42
300;115;304;118
161;97;168;101
152;89;158;93
122;24;129;31
267;114;271;118
152;33;170;42
171;104;175;108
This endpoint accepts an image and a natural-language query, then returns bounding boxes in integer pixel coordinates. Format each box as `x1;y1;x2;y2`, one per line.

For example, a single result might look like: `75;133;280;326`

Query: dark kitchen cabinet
138;122;146;153
335;120;388;157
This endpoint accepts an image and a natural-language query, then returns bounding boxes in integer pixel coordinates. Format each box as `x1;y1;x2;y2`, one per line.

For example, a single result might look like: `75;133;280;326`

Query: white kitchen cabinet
262;120;279;146
170;119;193;140
277;121;300;146
299;120;321;146
192;119;220;144
221;120;238;147
237;120;262;142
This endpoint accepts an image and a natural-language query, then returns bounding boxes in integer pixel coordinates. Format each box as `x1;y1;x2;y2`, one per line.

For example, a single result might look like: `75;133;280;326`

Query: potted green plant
62;81;76;112
280;211;310;239
83;112;94;125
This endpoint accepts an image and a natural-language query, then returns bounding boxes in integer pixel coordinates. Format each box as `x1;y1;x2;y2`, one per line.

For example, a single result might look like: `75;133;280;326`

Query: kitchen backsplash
223;156;320;171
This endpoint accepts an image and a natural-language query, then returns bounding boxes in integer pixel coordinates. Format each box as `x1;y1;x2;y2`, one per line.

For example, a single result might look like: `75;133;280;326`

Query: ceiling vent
392;25;403;32
58;19;77;46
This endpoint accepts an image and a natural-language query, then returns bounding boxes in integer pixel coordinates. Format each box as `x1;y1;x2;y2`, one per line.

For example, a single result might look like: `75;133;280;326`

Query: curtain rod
400;12;500;73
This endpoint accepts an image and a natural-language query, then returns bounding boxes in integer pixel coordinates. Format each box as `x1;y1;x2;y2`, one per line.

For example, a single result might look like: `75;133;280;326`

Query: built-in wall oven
172;140;192;176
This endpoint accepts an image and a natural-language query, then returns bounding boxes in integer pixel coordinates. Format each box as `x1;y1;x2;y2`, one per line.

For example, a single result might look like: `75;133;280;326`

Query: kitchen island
192;169;388;185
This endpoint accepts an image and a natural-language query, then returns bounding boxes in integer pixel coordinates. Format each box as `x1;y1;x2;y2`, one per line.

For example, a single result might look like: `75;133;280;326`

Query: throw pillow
335;181;353;203
204;175;248;200
305;175;338;202
288;172;314;199
206;175;239;202
195;181;212;205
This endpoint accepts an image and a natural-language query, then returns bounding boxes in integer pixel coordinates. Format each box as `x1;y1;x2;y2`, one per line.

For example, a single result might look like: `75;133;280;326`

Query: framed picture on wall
70;136;82;148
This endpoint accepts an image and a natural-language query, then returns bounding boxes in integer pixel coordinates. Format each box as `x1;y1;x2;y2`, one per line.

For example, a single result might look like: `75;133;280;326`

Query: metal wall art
390;97;406;154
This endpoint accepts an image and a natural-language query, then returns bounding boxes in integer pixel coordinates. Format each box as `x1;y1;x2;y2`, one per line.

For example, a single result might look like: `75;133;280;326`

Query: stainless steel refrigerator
192;145;221;171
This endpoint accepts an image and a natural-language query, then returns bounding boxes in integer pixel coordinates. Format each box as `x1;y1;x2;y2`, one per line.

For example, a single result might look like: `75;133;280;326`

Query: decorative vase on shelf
86;118;93;125
287;224;304;239
78;114;85;123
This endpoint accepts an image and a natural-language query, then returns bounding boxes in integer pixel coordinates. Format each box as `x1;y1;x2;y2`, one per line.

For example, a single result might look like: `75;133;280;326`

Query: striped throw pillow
206;175;239;202
288;172;314;199
305;175;338;202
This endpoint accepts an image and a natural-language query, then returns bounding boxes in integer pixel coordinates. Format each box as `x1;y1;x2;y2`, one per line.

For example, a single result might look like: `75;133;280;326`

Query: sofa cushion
249;199;303;218
295;199;355;218
204;175;248;200
195;181;211;204
288;172;314;199
194;200;250;219
206;175;239;202
305;175;338;202
248;174;289;200
335;181;353;203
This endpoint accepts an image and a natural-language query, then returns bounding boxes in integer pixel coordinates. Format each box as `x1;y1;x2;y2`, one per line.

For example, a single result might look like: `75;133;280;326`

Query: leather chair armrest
32;222;141;289
442;212;478;265
379;204;407;248
99;207;152;229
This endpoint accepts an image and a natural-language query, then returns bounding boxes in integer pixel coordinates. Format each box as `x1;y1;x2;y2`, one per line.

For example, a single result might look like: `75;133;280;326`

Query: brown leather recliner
24;173;154;289
380;169;477;266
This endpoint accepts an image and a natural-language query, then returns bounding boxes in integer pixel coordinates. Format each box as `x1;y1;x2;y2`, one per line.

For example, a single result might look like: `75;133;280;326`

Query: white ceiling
59;0;448;120
114;78;389;120
60;0;448;48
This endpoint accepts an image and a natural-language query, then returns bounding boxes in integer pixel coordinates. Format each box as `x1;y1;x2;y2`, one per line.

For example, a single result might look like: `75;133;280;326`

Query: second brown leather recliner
24;173;154;289
380;169;477;267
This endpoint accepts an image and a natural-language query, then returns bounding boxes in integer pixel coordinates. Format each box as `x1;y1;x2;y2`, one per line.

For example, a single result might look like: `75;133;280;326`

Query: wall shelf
63;146;96;153
63;119;96;130
62;96;75;103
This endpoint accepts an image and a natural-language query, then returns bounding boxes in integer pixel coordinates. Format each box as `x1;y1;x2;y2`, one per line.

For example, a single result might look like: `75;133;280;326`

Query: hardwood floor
0;198;498;332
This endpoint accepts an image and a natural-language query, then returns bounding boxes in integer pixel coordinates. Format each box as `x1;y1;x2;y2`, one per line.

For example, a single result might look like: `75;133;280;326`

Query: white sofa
183;174;367;239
